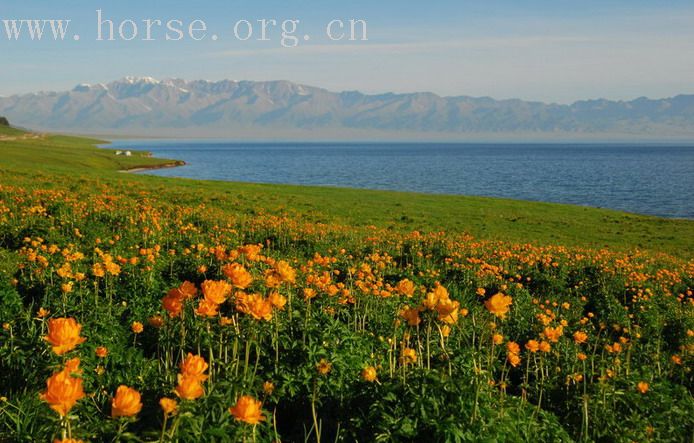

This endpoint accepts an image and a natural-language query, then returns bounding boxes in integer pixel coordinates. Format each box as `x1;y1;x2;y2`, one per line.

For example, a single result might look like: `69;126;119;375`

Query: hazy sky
1;0;693;103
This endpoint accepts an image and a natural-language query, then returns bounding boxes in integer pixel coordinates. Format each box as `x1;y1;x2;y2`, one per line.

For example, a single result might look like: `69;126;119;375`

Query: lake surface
108;141;694;219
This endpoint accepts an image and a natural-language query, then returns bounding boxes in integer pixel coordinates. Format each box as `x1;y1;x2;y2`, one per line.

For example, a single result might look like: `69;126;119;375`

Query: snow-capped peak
122;76;160;85
72;83;109;92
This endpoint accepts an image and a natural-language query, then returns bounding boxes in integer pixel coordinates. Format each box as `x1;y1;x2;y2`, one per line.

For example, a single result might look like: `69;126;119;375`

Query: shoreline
106;141;693;221
119;160;186;173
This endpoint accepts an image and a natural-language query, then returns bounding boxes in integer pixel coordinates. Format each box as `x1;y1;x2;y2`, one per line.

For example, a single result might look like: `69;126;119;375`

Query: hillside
0;117;26;137
2;78;694;138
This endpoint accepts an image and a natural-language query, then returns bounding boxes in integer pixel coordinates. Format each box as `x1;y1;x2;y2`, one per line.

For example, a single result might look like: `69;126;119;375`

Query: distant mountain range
2;77;694;139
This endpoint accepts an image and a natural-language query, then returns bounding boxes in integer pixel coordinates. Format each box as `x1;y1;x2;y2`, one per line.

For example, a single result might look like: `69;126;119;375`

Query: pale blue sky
1;0;693;103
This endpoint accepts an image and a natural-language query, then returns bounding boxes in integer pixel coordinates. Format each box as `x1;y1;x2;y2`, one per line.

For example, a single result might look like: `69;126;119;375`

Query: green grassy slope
0;133;182;171
1;131;692;256
0;124;26;137
125;176;694;255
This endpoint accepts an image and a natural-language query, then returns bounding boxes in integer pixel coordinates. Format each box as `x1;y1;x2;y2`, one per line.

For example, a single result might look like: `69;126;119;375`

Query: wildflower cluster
0;178;691;442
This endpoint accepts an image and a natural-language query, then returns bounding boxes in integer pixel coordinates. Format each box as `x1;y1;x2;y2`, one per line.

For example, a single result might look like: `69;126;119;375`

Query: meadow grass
0;128;692;442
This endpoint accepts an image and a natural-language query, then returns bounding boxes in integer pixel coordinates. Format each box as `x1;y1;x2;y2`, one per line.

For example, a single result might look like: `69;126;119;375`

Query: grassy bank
0;132;182;172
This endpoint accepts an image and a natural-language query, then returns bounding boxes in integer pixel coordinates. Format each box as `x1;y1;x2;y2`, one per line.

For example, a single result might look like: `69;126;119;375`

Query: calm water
108;141;694;219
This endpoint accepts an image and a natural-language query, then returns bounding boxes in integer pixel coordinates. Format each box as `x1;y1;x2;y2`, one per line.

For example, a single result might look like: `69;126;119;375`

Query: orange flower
637;381;649;394
104;261;121;276
264;270;282;288
177;281;198;299
201;280;232;305
248;296;274;321
53;439;84;443
111;385;142;418
268;292;287;310
159;397;178;416
400;305;422;326
423;285;448;310
95;346;109;358
238;245;263;261
401;347;417;365
492;333;504;345
327;285;340;297
573;331;588;344
506;341;520;355
303;288;317;300
237;293;273;321
275;260;296;284
131;321;144;334
195;298;220;317
162;282;197;318
37;307;50;318
180;353;208;381
423;293;438;311
525;340;540;353
507;353;521;367
235;291;249;307
435;298;460;324
148;315;165;328
229;395;265;425
44;318;86;355
485;293;513;319
223;263;253;289
316;358;332;375
611;342;622;353
40;361;85;417
263;381;275;395
238;244;263;261
92;263;105;278
577;352;588;361
539;341;552;353
395;279;415;297
174;375;205;400
361;366;378;382
64;357;82;375
162;290;184;318
543;325;564;343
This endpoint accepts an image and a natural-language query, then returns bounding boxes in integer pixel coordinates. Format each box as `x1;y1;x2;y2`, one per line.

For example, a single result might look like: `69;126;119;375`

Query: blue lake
108;141;694;219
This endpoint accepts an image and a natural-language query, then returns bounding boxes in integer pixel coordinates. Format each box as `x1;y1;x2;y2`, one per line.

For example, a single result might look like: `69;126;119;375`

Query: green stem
159;414;169;443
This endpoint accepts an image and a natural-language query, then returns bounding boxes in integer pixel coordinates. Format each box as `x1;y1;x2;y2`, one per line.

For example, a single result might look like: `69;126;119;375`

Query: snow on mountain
1;77;693;138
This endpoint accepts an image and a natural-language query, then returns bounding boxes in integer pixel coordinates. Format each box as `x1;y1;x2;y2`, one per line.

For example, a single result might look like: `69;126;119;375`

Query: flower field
0;153;692;441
